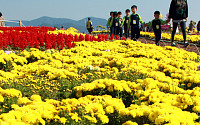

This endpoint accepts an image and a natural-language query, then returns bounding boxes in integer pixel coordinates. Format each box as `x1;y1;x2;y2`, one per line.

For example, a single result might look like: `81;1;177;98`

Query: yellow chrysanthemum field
0;27;200;125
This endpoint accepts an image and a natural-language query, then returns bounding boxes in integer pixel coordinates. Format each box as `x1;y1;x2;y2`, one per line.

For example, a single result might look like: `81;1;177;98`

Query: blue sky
0;0;199;25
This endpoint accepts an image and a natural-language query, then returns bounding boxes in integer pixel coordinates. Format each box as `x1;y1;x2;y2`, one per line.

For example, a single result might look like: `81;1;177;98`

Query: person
86;18;93;34
167;0;189;47
123;9;130;38
198;65;200;71
0;12;5;27
107;11;114;35
188;20;196;33
147;11;168;46
140;22;146;32
197;21;200;33
110;11;119;36
128;5;144;41
118;12;123;38
61;26;65;30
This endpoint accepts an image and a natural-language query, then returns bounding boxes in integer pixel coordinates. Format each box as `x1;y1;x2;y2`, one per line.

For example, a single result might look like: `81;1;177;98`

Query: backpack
175;0;186;15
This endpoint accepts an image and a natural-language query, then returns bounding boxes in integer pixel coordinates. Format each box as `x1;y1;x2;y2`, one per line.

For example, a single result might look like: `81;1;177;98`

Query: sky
0;0;199;25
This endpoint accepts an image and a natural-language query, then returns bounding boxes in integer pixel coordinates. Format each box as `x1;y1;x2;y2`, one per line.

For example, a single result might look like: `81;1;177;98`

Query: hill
5;16;107;33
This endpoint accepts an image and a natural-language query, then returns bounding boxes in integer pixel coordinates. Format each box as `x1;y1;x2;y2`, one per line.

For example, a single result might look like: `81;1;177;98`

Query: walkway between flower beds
138;38;200;55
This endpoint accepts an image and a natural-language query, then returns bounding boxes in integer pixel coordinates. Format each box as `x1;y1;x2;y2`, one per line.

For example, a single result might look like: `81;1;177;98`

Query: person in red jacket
197;21;200;33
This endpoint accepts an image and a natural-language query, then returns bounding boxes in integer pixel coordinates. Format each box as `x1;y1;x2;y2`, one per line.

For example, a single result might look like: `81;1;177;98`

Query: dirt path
138;38;200;55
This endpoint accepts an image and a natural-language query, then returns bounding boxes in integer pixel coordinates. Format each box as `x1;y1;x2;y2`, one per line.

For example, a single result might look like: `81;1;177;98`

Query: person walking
118;12;123;38
146;11;168;46
107;12;114;35
0;12;5;27
128;5;144;41
86;18;93;34
109;12;120;36
123;9;130;38
167;0;189;47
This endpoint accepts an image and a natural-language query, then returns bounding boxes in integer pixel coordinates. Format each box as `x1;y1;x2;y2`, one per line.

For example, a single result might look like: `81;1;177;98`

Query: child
107;11;114;35
128;5;144;41
118;12;123;38
147;11;168;45
123;9;130;38
110;11;119;36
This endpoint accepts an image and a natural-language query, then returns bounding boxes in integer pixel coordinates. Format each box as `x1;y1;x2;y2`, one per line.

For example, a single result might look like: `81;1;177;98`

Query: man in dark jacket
167;0;189;47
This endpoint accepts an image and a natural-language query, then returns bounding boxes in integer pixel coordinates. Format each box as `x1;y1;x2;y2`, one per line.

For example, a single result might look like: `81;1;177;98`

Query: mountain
78;17;108;29
5;16;107;33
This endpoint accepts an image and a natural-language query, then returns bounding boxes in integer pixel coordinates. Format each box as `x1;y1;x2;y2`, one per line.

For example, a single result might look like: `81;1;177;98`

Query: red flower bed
0;27;125;50
0;27;76;50
0;26;55;32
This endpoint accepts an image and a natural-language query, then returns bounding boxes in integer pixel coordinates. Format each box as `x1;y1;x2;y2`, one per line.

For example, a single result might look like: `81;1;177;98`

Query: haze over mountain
5;16;108;33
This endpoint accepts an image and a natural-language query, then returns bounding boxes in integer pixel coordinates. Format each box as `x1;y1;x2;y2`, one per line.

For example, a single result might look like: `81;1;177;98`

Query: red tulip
105;34;109;41
115;35;120;40
98;34;102;42
109;34;114;41
101;34;105;41
74;34;79;42
85;34;90;41
121;37;126;41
